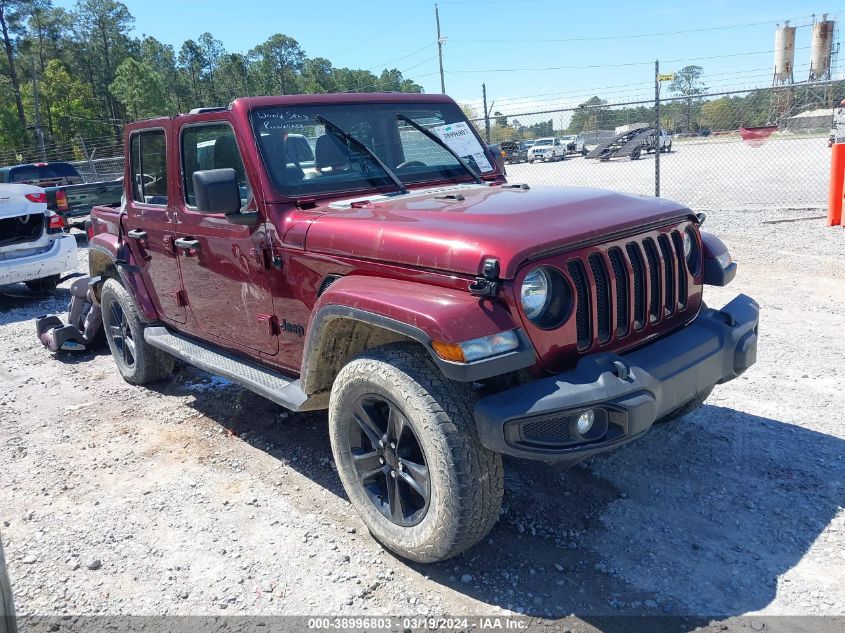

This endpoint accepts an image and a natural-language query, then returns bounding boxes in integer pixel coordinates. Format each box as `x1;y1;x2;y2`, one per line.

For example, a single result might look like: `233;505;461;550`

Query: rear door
175;121;277;355
123;127;186;324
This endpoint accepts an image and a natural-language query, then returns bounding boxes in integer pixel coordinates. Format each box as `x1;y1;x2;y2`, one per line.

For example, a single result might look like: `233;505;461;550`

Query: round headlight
521;268;551;321
684;227;701;273
520;266;573;328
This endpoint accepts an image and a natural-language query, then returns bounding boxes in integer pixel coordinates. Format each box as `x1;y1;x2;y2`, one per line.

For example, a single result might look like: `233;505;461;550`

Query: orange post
828;143;845;226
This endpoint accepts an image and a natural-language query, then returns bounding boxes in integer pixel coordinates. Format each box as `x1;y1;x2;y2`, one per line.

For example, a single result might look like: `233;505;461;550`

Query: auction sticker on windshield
431;121;493;172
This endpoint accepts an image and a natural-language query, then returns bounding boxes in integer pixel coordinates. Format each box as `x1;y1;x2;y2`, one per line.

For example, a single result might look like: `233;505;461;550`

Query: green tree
140;36;184;110
110;57;167;119
301;57;335;93
39;59;102;143
73;0;135;139
216;52;251;101
178;39;205;103
669;65;707;132
249;34;304;95
0;0;28;130
700;96;740;131
198;32;224;103
568;96;613;133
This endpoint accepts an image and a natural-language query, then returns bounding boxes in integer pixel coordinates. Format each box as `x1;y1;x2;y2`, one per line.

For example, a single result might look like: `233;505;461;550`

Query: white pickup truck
0;183;77;293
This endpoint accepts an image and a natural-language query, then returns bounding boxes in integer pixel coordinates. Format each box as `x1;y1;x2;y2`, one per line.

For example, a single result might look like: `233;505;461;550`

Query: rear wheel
25;274;60;294
101;278;174;385
329;343;504;563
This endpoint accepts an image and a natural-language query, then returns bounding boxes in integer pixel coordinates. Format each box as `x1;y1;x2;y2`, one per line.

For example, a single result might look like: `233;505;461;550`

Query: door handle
127;229;147;240
174;237;200;253
173;237;200;257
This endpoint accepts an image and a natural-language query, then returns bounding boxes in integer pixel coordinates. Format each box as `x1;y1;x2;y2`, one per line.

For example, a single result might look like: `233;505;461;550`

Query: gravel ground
507;135;829;210
1;208;844;626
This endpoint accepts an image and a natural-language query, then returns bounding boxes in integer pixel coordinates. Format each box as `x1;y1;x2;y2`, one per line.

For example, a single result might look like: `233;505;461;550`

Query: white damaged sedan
0;183;77;293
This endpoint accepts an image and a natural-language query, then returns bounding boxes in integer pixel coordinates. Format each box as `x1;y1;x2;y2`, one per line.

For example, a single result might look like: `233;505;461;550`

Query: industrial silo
810;14;835;80
774;21;797;84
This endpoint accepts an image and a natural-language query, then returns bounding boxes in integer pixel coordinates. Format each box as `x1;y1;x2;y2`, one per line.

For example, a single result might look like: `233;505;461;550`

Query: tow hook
611;360;630;381
469;258;501;299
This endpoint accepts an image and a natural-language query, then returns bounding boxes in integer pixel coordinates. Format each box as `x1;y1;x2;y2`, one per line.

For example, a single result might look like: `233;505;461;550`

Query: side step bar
144;326;307;411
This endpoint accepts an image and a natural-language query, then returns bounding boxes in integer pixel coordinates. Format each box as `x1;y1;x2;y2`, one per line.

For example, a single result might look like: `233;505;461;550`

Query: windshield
534;139;553;146
561;136;575;141
251;102;494;197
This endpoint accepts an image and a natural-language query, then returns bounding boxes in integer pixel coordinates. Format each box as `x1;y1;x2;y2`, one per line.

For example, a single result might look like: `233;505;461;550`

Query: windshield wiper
396;114;482;184
315;115;407;195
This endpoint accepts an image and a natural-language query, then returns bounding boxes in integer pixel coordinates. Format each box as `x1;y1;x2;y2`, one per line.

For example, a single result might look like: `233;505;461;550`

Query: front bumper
474;294;759;465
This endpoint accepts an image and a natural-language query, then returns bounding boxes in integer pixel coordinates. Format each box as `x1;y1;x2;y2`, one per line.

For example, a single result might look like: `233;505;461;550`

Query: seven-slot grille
566;229;691;351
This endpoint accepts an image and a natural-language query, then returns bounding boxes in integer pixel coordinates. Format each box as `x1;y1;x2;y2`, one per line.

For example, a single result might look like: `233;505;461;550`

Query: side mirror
487;144;506;175
192;168;256;226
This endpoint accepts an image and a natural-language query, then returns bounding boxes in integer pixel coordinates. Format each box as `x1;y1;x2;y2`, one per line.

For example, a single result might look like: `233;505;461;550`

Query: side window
181;124;251;209
130;130;167;205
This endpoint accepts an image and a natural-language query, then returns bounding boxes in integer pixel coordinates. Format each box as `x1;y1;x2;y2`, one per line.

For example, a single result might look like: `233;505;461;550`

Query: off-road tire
101;278;174;385
655;386;713;424
25;274;60;294
329;343;504;563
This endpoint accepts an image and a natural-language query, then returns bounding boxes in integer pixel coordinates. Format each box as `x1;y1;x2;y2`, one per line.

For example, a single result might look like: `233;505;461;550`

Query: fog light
576;410;595;435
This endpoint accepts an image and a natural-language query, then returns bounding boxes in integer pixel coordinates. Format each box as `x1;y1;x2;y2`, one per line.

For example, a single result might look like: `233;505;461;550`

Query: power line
443;46;814;75
366;43;435;72
323;9;427;58
449;11;840;44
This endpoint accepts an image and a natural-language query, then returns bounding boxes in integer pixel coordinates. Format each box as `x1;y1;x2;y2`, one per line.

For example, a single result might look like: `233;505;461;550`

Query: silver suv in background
527;137;566;162
560;134;587;156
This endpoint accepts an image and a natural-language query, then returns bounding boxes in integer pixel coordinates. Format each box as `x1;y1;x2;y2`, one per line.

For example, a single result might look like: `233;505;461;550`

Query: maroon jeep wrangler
88;93;758;562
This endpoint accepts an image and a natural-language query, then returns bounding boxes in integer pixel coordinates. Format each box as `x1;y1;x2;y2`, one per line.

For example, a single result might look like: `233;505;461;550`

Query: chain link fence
475;82;837;210
0;135;124;183
1;82;836;209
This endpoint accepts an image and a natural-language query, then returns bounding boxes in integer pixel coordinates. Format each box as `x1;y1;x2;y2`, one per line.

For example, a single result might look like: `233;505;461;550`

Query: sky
54;0;844;116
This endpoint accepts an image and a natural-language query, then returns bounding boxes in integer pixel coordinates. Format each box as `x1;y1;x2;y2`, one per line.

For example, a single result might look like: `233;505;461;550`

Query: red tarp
739;125;779;147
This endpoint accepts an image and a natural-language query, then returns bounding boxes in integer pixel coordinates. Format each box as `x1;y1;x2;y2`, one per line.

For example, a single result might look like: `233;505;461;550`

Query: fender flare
88;233;158;322
300;276;535;393
701;231;737;286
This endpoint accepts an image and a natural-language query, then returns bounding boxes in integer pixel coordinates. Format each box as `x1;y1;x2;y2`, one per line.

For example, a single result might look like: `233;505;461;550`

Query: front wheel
101;278;175;385
329;344;504;563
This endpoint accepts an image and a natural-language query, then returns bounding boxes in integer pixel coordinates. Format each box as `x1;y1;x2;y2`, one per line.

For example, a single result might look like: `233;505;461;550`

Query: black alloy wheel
107;300;136;369
345;395;431;527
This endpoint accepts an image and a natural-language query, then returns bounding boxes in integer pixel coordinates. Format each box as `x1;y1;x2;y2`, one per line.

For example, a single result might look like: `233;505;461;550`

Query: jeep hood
302;184;692;279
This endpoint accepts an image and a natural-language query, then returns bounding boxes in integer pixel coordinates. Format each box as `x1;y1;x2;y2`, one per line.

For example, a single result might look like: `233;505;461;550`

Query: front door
174;121;277;355
123;128;186;324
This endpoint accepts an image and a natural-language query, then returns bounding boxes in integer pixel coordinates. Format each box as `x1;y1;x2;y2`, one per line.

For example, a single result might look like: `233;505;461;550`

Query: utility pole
31;61;47;161
654;59;660;198
483;83;490;143
435;4;446;93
